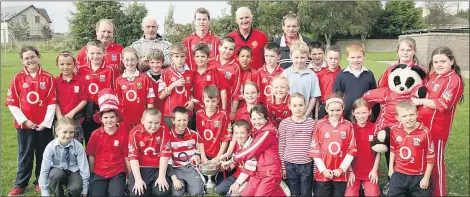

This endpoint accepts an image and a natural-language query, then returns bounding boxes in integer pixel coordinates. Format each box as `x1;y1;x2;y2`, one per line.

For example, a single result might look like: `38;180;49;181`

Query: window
22;15;27;23
35;16;40;23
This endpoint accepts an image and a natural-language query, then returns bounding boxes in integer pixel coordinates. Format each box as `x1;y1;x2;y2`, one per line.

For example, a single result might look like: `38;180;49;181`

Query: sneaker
7;187;25;196
35;184;41;192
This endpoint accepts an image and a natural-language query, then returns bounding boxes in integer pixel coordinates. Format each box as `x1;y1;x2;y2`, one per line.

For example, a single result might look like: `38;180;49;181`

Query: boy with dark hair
255;42;284;104
308;41;327;72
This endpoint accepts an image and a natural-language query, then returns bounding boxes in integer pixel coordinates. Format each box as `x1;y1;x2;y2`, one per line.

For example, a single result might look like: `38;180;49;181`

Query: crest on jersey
99;75;106;82
413;138;421;146
40;82;46;89
139;141;145;147
128;144;135;152
262;78;268;83
252;41;258;47
74;86;80;93
442;90;453;101
114;140;119;146
23;83;29;88
324;132;331;139
396;136;403;142
214;121;221;128
207;75;211;81
121;85;127;90
340;131;346;140
432;84;440;92
112;53;117;61
186;77;190;83
225;71;232;79
171;77;176;82
137;82;142;89
85;75;91;80
156;137;161;144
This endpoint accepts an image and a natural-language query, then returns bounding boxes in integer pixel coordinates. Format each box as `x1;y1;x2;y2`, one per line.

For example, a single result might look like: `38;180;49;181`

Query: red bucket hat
93;88;122;124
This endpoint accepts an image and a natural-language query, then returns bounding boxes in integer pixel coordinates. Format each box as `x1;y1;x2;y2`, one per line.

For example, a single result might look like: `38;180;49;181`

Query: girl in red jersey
233;46;258;109
234;81;260;124
265;75;291;128
411;46;464;197
309;93;357;197
345;98;380;197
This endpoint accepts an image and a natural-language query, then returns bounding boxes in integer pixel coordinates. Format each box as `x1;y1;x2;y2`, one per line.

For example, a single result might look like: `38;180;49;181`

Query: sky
2;1;468;34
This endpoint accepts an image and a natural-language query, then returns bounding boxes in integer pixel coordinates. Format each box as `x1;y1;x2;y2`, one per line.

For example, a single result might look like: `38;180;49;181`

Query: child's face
203;94;219;112
326;50;340;70
100;111;118;129
57;56;75;77
22;50;40;69
122;52;138;70
347;51;365;70
272;79;289;100
309;48;324;65
352;106;370;125
289;97;306;117
219;42;235;60
86;45;104;65
291;50;308;69
396;108;418;129
194;51;209;68
432;54;454;75
171;52;186;68
237;50;252;69
57;126;75;145
398;42;415;64
141;114;162;134
250;111;267;130
326;102;343;121
243;84;259;104
194;13;210;32
233;126;250;144
149;59;163;74
264;50;279;67
172;112;189;132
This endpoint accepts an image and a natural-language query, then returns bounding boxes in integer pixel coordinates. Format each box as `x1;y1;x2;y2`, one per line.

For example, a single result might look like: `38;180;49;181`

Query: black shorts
388;171;431;196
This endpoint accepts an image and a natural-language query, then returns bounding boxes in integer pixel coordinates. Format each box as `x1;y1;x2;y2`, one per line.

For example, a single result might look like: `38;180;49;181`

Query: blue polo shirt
281;66;321;102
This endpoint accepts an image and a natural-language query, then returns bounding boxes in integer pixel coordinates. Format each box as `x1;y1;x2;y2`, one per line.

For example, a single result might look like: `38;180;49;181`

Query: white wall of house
7;6;50;39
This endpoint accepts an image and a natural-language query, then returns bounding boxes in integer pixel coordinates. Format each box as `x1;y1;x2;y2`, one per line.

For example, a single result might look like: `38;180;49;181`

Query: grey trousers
172;165;205;196
48;168;83;197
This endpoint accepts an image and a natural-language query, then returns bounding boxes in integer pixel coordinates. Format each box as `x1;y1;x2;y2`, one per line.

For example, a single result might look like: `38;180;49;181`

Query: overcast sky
2;1;468;34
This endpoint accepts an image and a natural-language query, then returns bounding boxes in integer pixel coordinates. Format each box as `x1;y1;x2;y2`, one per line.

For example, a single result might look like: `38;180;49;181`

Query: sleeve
425;131;436;163
278;121;287;170
114;78;123;105
159;127;172;158
233;130;274;162
6;76;28;124
332;72;344;93
216;69;228;91
310;73;321;98
145;77;156;104
163;41;172;67
345;124;357;157
130;42;142;58
362;88;390;104
85;131;97;156
75;46;87;66
369;72;377;90
433;77;464;112
377;67;391;89
389;128;397;154
122;131;130;157
222;114;232;142
38;143;53;196
128;129;140;160
309;125;322;158
232;66;242;101
77;145;90;195
41;76;57;128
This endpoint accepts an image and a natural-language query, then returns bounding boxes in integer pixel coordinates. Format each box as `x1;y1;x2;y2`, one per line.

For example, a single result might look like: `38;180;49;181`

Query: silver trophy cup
199;164;219;194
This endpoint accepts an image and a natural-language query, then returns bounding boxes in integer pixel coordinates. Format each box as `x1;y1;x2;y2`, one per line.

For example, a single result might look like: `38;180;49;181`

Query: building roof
402;27;469;34
1;5;52;23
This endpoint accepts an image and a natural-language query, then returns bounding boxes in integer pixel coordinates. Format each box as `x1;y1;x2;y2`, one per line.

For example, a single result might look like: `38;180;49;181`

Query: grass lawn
1;52;468;196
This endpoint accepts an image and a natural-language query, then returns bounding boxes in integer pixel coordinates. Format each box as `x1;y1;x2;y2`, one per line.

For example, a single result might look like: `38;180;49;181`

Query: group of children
6;28;464;197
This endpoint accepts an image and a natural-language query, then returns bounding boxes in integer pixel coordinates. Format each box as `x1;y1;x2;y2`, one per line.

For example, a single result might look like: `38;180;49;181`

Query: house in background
1;5;52;43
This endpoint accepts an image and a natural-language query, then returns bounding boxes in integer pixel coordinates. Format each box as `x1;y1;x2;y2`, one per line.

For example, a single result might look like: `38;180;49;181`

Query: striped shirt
130;35;172;67
278;117;315;169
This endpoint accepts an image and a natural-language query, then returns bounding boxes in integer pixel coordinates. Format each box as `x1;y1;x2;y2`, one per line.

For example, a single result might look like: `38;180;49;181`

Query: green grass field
1;52;468;196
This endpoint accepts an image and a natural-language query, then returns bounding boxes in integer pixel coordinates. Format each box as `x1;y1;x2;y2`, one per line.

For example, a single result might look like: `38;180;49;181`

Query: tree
163;5;193;43
256;1;300;40
424;1;456;28
8;21;30;41
298;1;355;47
371;1;423;38
455;9;469;21
349;1;382;48
229;1;259;28
211;8;236;37
116;2;148;46
41;25;53;40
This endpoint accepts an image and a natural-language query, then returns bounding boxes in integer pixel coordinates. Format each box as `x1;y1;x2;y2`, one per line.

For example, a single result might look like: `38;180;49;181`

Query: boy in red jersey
265;76;291;128
307;41;327;73
146;49;166;114
256;43;284;104
316;45;342;119
76;40;116;145
192;43;227;112
6;46;56;196
388;101;435;196
86;89;130;196
115;47;155;128
128;108;173;196
234;46;258;109
54;52;87;143
159;43;195;129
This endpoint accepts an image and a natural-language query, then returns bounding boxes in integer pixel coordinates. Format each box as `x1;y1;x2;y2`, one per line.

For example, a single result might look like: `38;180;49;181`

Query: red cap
93;88;122;123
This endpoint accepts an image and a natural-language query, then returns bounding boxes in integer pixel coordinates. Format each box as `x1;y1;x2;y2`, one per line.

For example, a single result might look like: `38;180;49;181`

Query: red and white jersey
183;32;220;70
255;64;284;104
377;61;428;89
235;67;258;102
232;138;252;178
195;109;232;158
418;70;464;141
265;95;291;128
215;56;241;103
160;65;194;117
76;62;115;104
128;124;172;167
350;122;378;180
235;105;251;125
309;116;357;182
227;29;269;70
54;74;87;115
316;66;341;103
115;72;155;125
390;122;435;175
146;71;166;115
5;67;56;128
193;66;227;111
168;128;202;167
76;42;124;78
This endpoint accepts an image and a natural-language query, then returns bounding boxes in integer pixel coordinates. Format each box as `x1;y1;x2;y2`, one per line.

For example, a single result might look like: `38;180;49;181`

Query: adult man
273;13;313;69
131;16;172;72
76;19;124;74
227;7;268;70
182;8;220;70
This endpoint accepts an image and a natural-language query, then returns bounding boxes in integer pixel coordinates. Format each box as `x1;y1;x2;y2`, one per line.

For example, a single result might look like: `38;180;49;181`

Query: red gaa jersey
193;66;227;111
115;72;155;125
85;125;128;178
227;28;269;70
183;32;220;70
235;67;258;108
232;139;252;178
418;70;464;141
6;67;57;129
350;122;377;180
265;95;291;128
55;74;87;115
160;65;194;117
316;66;341;103
196;109;232;158
128;124;172;167
309;116;357;182
168;128;202;167
256;64;284;104
76;42;124;77
146;71;166;115
377;62;428;89
215;56;241;103
390;123;435;175
77;62;115;104
235;105;251;124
